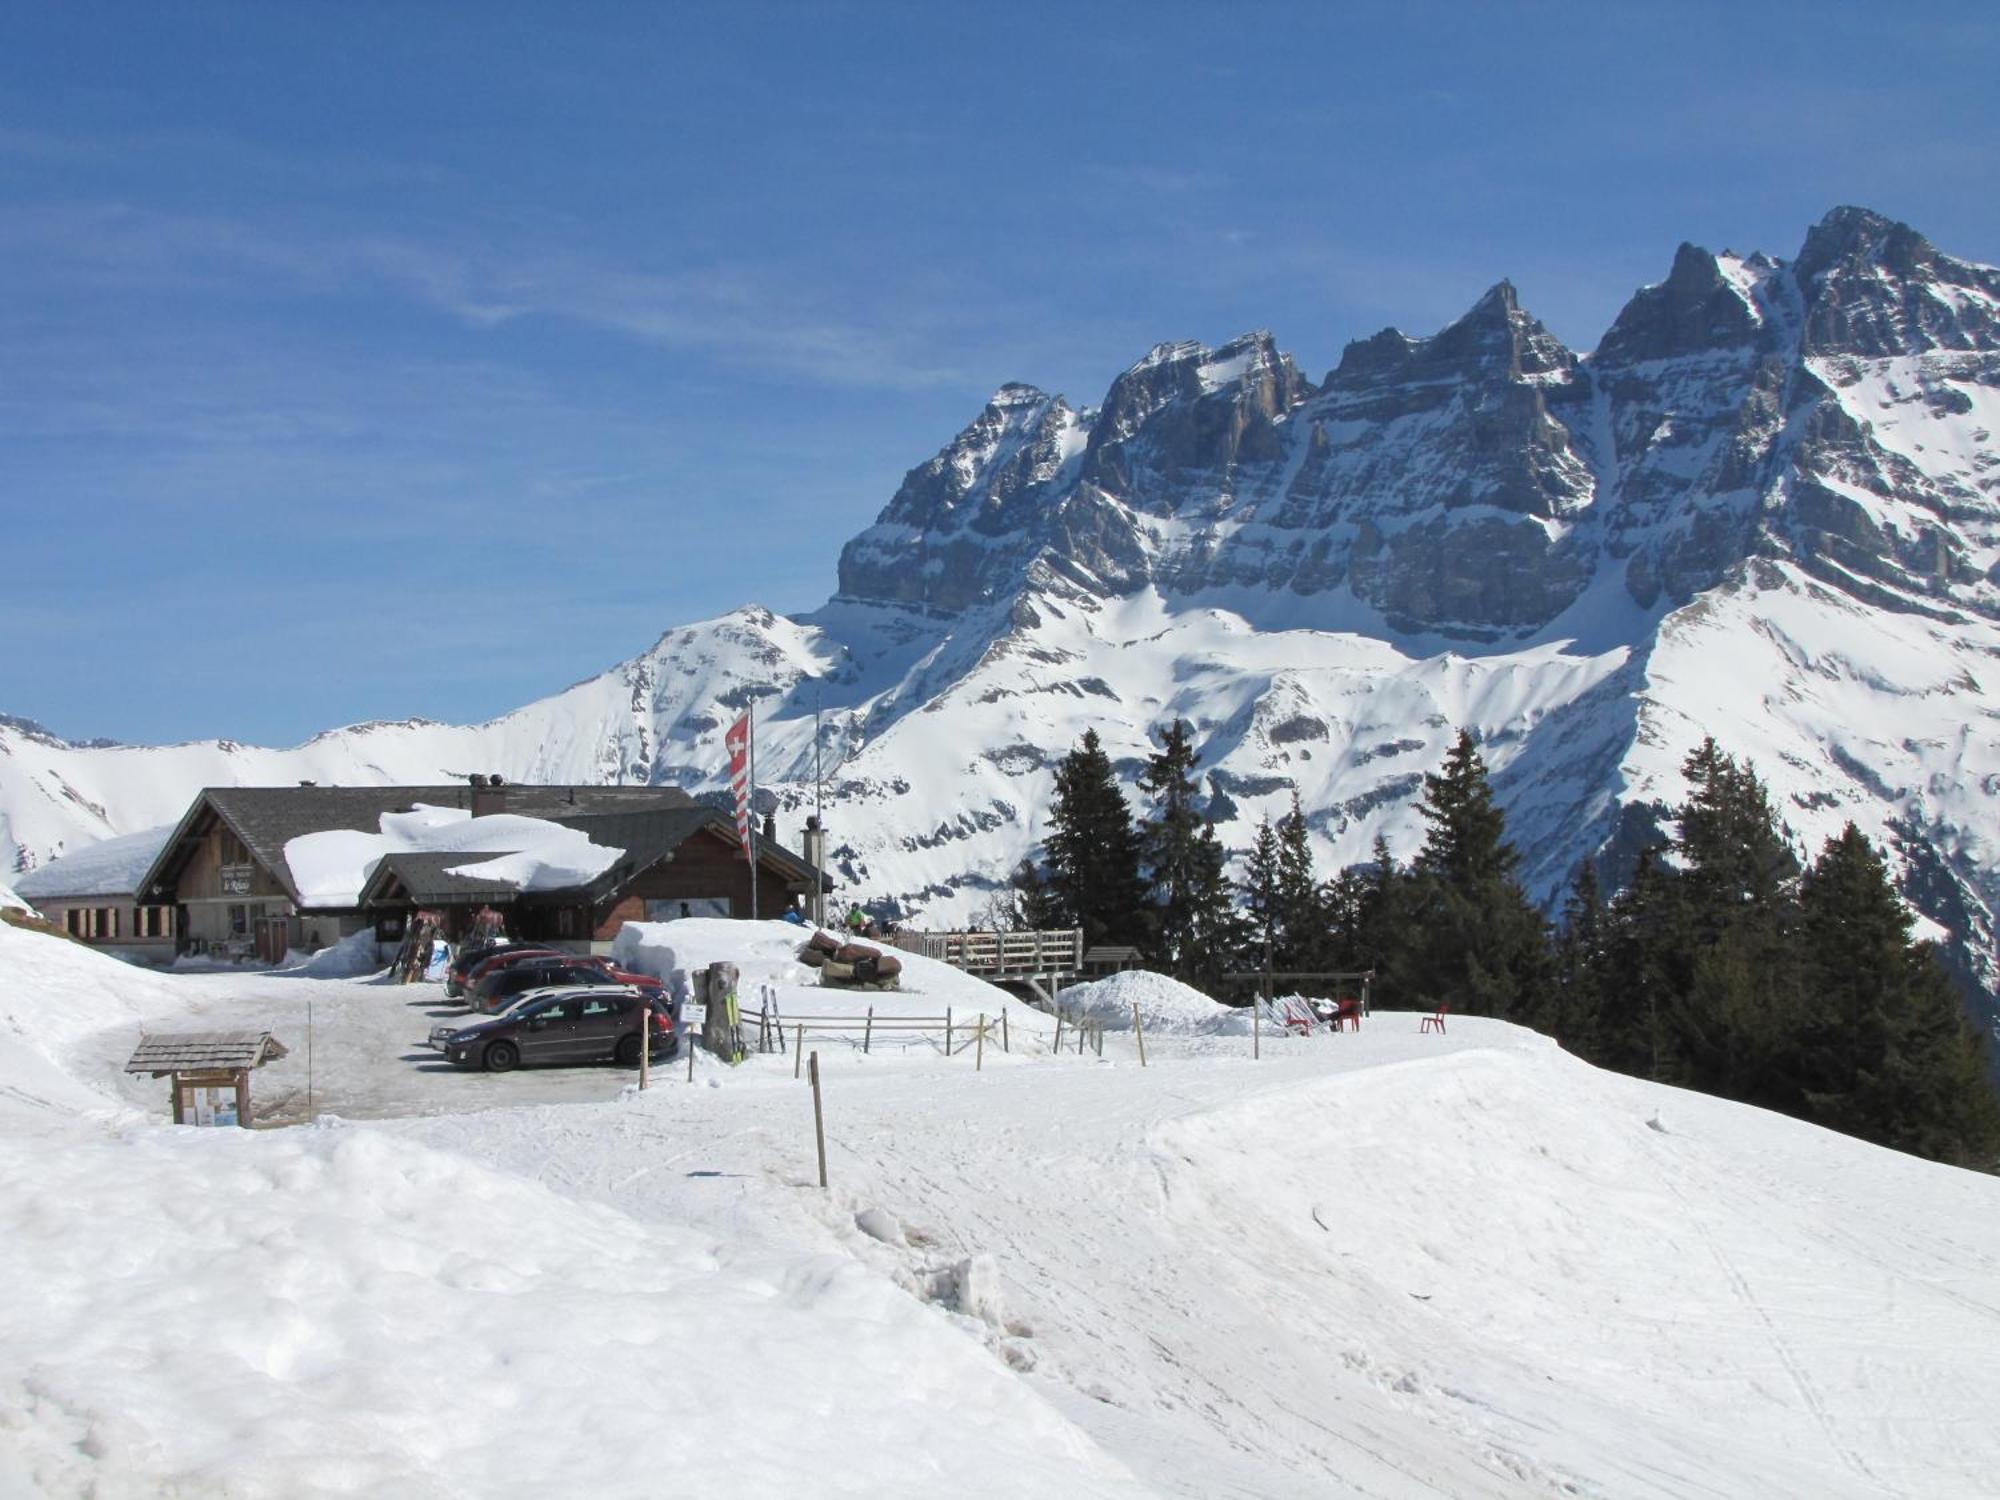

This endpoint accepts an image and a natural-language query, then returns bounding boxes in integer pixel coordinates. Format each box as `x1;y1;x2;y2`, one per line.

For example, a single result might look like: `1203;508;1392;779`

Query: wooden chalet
132;779;829;960
357;804;828;950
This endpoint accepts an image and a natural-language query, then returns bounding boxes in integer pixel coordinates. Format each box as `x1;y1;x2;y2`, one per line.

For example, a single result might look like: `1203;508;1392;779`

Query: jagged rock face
833;207;2000;643
834;384;1087;613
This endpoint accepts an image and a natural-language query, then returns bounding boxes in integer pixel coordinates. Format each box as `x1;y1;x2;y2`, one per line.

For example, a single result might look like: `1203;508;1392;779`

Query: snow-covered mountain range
8;206;1999;1004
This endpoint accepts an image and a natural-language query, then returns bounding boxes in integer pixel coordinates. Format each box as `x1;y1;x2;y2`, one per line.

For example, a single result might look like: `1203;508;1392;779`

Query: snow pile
613;919;1037;1013
0;882;30;914
1058;969;1248;1034
0;1121;1147;1500
293;927;385;978
0;921;180;1130
613;917;822;992
13;824;175;900
284;805;622;906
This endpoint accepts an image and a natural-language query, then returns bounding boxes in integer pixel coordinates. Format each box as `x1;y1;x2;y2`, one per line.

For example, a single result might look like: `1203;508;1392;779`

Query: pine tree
1182;820;1252;992
1593;846;1684;1079
1005;857;1062;931
1794;824;2000;1164
1137;720;1210;978
1044;729;1150;952
1240;816;1283;967
1402;730;1549;1018
1549;858;1606;1049
1274;793;1327;969
1662;740;1804;1110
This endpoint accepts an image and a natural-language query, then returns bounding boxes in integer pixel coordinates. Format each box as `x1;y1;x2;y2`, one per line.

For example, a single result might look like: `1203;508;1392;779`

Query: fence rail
892;928;1084;978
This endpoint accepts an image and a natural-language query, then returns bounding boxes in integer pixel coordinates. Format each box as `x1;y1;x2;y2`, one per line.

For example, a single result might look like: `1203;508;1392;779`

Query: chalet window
65;908;85;938
134;906;172;938
229;904;249;937
558;907;579;937
219;829;250;866
98;908;117;939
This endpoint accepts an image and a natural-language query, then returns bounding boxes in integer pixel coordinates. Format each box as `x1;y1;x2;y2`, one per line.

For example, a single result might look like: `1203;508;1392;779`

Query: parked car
440;988;676;1072
456;945;566;997
444;940;524;997
427;988;554;1050
468;956;618;1012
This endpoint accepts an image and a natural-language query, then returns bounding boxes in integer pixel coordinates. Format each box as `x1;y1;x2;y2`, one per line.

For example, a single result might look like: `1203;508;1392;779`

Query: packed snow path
6;920;2000;1496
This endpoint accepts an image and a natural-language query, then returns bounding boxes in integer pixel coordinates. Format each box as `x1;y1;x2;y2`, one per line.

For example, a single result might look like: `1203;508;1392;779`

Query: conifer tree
1402;730;1549;1017
1274;793;1327;969
1183;820;1252;992
1138;720;1209;977
1661;740;1804;1109
1240;816;1283;967
1549;858;1607;1049
1043;729;1150;952
1794;824;2000;1164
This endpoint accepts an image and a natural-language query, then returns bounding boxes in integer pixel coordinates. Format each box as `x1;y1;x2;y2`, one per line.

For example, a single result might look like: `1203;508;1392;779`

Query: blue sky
5;2;1996;745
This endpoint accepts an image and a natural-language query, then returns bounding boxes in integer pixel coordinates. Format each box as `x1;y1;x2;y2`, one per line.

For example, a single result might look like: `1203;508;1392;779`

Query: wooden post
1001;1010;1010;1054
808;1051;828;1189
1132;1003;1147;1067
975;1015;986;1072
306;997;315;1119
687;1031;697;1083
639;1009;651;1091
1053;1015;1065;1055
863;1005;874;1055
945;1007;954;1055
794;1023;805;1079
1253;995;1261;1061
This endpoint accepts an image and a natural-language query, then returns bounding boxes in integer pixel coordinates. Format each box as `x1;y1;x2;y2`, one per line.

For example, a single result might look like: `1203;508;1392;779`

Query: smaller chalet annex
133;778;828;959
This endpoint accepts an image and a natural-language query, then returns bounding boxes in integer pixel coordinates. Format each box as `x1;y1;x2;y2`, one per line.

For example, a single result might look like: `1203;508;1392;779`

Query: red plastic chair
1421;1003;1448;1034
1332;997;1362;1032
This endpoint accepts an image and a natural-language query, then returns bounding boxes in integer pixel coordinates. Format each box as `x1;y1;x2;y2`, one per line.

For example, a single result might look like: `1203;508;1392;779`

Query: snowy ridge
6;207;2000;1021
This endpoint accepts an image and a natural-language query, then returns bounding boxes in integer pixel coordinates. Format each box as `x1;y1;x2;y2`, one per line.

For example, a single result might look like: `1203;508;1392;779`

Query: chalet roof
355;805;830;907
364;852;538;905
557;808;831;896
16;824;176;901
124;1030;290;1076
135;783;699;910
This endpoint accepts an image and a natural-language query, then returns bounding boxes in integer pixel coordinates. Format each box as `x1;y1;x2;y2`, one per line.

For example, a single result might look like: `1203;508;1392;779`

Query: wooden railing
891;928;1084;978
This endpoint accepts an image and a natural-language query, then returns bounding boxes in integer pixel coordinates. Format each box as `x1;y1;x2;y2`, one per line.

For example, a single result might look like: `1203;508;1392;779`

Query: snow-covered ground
5;919;2000;1497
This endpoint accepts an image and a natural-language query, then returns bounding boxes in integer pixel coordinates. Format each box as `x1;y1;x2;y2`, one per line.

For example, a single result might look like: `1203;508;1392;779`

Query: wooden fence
891;928;1084;979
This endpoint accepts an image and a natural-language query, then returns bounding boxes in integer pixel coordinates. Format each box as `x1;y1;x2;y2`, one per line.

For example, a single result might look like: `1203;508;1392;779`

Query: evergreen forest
1007;724;2000;1169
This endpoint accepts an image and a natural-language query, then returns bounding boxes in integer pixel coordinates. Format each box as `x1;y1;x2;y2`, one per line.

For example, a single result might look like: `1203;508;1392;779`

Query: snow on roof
14;825;178;900
284;806;623;907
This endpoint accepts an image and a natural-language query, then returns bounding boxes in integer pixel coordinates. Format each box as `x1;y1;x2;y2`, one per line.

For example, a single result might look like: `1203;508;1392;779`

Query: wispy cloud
0;199;976;391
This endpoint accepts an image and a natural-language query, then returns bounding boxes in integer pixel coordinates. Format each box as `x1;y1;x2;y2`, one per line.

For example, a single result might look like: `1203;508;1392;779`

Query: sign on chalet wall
221;865;255;896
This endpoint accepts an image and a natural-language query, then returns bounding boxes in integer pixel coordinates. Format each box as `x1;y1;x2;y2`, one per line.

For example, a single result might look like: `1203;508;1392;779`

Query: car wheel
614;1033;642;1066
484;1040;520;1073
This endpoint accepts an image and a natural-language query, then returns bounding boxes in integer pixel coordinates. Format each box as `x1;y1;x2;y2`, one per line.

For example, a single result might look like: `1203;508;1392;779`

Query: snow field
8;918;2000;1497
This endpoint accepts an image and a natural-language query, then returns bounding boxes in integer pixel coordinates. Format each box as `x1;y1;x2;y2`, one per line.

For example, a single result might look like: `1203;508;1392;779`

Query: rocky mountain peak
1792;205;2000;356
1594;241;1773;366
1419;280;1576;382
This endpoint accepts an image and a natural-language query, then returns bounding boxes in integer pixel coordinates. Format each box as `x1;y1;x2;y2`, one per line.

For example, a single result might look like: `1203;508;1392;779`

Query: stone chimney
470;773;508;818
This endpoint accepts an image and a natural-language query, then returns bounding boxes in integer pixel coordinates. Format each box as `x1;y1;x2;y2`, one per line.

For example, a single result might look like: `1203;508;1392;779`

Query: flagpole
749;703;760;922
